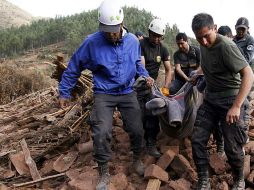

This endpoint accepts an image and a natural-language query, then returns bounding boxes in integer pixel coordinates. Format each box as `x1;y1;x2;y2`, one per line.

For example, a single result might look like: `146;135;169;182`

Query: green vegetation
0;7;180;58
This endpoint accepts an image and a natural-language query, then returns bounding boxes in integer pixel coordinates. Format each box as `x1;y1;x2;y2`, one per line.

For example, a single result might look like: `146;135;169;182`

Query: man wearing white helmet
58;0;154;189
137;18;172;158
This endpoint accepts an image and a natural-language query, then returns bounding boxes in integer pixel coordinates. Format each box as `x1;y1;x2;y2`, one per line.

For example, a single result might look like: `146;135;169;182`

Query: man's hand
189;76;198;85
59;98;70;108
146;77;154;88
226;106;240;125
189;73;204;86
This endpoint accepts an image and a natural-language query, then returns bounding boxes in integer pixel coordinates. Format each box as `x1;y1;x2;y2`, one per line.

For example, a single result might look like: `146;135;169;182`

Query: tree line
0;7;180;58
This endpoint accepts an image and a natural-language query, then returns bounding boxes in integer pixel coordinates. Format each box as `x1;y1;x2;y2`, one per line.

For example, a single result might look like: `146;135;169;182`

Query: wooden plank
0;103;44;124
146;179;161;190
13;173;65;188
0;150;16;157
20;138;41;180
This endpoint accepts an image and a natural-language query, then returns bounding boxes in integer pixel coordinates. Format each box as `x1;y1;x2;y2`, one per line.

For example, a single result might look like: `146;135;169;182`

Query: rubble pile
0;55;94;189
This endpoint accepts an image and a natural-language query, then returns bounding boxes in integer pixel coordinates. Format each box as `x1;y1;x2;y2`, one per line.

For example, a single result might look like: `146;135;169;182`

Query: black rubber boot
147;146;161;158
232;167;245;190
131;154;145;176
96;163;110;190
146;138;161;158
196;165;211;190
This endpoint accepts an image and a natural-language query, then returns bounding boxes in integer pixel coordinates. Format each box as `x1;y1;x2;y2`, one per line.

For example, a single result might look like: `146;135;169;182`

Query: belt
206;89;239;98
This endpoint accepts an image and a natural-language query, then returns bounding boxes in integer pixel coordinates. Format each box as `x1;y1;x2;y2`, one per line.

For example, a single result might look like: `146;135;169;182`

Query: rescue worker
218;25;233;39
233;17;254;101
170;32;201;95
135;31;144;41
233;17;254;66
191;13;253;190
211;25;234;156
138;18;172;158
58;0;154;189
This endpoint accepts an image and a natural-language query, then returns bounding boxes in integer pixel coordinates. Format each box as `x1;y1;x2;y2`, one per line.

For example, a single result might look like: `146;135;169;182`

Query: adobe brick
156;149;176;170
144;164;169;182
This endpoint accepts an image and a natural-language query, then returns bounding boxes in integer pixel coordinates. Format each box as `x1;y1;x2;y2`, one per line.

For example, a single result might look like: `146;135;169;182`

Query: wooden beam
146;179;161;190
13;173;65;188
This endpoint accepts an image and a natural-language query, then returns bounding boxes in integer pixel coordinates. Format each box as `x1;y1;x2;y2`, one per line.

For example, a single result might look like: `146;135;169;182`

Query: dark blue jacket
233;34;254;65
59;31;149;98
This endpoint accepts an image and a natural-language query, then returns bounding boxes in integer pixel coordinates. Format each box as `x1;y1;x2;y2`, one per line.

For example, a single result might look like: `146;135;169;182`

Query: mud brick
156;149;176;170
168;178;191;190
209;153;227;175
108;183;117;190
244;141;254;155
126;183;135;190
244;155;251;179
68;170;98;190
111;173;128;190
143;155;157;167
215;181;229;190
247;170;254;184
144;164;168;182
160;145;179;154
171;154;197;183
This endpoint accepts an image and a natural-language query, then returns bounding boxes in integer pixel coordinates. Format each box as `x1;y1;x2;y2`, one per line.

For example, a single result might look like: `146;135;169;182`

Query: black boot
130;154;145;176
96;162;110;190
147;146;161;158
196;165;211;190
146;138;161;158
232;167;245;190
216;142;225;157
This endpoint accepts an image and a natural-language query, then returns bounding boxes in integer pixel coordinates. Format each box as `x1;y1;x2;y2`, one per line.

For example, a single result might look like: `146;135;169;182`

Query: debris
13;173;65;188
9;151;30;176
53;151;79;172
77;140;93;154
144;164;168;182
20;138;41;180
146;179;161;190
3;169;16;179
68;170;98;190
0;150;16;157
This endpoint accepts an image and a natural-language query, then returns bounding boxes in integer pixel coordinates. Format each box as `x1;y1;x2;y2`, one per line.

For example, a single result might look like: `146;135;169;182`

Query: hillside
0;0;35;29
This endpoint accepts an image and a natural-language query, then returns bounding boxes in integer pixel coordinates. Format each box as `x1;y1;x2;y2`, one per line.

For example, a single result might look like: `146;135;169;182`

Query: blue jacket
59;31;149;98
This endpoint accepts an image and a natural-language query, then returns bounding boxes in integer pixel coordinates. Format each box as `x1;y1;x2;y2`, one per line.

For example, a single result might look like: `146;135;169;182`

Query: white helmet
148;19;166;36
98;0;124;25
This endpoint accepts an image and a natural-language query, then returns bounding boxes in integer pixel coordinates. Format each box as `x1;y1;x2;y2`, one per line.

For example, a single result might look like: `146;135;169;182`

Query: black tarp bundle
134;76;204;139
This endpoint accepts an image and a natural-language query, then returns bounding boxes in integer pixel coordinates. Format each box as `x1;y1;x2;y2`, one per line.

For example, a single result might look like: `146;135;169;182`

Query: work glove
160;87;170;96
